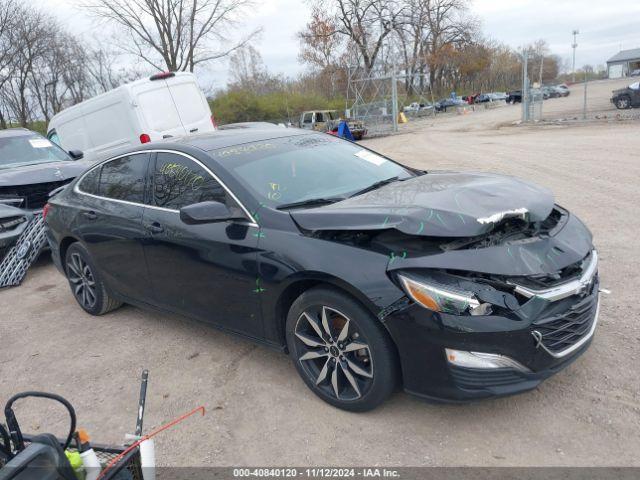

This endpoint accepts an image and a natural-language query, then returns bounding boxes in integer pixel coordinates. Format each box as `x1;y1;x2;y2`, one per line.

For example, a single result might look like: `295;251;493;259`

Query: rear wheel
615;96;631;109
64;243;122;316
286;287;398;412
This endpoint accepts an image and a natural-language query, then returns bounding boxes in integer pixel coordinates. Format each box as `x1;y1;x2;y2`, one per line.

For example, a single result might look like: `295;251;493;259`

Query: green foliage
210;89;345;125
1;121;47;135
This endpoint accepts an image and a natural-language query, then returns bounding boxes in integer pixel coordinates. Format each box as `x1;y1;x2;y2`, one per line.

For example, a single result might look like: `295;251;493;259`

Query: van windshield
0;134;72;170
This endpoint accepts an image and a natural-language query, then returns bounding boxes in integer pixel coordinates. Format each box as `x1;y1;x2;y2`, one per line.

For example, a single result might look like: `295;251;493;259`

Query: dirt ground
1;78;639;467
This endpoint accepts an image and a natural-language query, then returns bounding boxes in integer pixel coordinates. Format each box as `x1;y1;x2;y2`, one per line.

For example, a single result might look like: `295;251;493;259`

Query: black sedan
44;129;600;411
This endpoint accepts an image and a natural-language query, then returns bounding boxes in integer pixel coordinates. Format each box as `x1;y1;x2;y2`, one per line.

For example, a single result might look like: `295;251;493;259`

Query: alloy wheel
67;252;97;309
294;306;374;401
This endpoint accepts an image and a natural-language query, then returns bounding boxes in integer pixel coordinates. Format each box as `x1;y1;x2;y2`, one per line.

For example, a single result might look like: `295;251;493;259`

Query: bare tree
83;0;261;72
332;0;406;74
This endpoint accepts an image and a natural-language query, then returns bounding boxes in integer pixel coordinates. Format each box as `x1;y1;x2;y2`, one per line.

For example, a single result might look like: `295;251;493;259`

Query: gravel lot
1;78;639;467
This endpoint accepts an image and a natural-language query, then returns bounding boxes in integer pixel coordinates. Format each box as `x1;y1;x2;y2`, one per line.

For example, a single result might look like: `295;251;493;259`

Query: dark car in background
0;128;89;263
611;81;640;109
435;97;467;112
506;90;522;103
45;129;600;411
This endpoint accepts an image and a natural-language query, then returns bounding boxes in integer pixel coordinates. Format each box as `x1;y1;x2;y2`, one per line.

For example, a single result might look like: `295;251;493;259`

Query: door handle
189;128;199;133
147;222;164;234
82;210;97;220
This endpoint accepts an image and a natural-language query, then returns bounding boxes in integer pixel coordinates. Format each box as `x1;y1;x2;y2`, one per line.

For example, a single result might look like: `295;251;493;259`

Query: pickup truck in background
299;110;367;140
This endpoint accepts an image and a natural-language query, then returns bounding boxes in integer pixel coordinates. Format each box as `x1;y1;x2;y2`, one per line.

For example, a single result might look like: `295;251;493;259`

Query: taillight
140;133;151;144
211;115;217;129
42;203;51;220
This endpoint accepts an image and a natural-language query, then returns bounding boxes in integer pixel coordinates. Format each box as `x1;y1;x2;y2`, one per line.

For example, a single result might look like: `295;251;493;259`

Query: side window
152;153;230;210
315;112;324;122
48;131;61;146
97;153;149;203
78;166;100;195
302;113;312;124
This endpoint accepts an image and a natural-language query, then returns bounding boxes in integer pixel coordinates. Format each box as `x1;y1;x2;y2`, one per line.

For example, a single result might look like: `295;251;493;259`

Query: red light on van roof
140;133;151;144
149;71;175;81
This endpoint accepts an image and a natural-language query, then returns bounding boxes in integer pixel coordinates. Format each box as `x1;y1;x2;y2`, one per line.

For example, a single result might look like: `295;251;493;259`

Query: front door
141;151;263;338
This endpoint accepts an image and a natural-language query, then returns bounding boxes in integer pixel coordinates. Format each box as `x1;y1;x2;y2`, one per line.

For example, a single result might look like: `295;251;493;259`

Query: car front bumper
381;279;600;402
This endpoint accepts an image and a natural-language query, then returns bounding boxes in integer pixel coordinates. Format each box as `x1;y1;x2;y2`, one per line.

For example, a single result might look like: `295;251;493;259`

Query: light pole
572;29;579;83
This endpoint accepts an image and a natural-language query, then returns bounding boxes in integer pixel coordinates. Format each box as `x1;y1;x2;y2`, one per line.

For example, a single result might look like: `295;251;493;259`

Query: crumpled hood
0;160;91;187
290;172;554;238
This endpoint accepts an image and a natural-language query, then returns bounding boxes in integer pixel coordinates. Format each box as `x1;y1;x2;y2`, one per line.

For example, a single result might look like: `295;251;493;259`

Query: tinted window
315;112;324;122
152;153;228;210
78;166;100;195
97;154;149;203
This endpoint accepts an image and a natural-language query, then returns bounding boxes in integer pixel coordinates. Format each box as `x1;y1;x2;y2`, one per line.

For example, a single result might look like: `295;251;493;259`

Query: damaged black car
44;129;600;411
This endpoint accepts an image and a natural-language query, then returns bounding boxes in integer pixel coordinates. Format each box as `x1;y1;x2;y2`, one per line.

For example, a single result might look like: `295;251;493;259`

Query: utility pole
391;61;398;133
522;50;529;122
572;29;579;83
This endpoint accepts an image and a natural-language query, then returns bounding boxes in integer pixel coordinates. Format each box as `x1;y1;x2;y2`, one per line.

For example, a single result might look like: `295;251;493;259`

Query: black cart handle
4;391;76;452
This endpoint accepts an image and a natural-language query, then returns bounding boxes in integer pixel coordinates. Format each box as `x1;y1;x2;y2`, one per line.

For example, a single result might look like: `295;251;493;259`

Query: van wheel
285;287;398;412
65;243;122;316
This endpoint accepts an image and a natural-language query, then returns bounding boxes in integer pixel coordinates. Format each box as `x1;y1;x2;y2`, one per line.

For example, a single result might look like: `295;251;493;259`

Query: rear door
74;153;153;301
132;81;188;141
166;76;215;136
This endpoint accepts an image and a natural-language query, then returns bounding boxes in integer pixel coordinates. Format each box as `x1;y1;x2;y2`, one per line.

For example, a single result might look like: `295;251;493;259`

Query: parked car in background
631;69;640;77
474;94;493;103
611;81;640;109
47;72;215;162
541;86;559;99
506;90;522;103
299;110;367;140
45;128;600;411
555;84;570;97
435;97;466;112
490;92;508;101
0;128;89;261
402;102;433;113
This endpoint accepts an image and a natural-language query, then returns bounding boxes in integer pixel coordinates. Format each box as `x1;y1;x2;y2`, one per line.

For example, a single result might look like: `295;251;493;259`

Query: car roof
0;128;35;138
167;127;312;152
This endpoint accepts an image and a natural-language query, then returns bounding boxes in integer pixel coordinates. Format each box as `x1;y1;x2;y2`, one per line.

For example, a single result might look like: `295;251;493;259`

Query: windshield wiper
349;176;400;198
276;196;345;210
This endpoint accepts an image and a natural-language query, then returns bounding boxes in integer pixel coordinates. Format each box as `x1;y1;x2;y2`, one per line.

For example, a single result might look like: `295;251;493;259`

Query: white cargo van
47;72;215;161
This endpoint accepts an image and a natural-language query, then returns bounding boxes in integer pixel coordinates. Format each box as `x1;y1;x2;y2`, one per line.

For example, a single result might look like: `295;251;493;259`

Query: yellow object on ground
398;112;408;123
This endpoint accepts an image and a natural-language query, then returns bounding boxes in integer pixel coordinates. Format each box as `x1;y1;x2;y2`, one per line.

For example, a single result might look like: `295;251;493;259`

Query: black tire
615;96;631;109
64;242;122;316
285;286;398;412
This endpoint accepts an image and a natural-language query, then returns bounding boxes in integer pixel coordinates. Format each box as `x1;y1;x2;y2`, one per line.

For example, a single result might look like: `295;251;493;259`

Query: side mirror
68;150;84;160
180;201;241;225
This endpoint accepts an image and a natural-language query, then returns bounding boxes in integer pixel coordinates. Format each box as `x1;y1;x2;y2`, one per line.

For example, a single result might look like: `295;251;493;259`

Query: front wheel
286;287;399;412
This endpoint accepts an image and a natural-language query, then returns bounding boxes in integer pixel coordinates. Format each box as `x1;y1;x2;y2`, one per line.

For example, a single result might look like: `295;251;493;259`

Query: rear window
137;88;182;132
169;82;210;125
96;153;149;203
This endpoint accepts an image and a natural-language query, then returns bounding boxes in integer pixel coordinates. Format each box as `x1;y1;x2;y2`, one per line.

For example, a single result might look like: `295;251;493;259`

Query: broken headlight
398;274;488;315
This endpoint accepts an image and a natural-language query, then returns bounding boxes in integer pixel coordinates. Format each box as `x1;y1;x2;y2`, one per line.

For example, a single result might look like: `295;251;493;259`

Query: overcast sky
38;0;640;89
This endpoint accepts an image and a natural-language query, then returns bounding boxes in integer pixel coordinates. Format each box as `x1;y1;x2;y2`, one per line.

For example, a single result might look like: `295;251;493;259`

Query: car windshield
210;134;416;207
0;133;72;169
